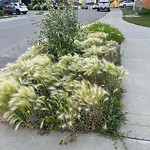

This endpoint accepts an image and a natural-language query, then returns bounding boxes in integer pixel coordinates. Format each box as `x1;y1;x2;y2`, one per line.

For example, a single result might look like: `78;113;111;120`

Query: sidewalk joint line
125;136;150;142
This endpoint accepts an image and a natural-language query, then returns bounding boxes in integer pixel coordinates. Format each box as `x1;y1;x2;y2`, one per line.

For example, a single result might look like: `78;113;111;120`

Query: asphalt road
77;8;108;25
0;12;42;68
0;9;108;68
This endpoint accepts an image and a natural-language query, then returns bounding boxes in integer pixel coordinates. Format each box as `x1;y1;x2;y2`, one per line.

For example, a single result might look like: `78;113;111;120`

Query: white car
119;1;134;8
13;2;28;15
97;0;110;12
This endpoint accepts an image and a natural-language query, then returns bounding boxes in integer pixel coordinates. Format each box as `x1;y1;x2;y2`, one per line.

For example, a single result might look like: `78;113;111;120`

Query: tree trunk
134;0;142;15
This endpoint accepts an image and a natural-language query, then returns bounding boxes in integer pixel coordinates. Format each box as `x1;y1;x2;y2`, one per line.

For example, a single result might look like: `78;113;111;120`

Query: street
0;9;107;68
0;12;42;68
77;9;107;25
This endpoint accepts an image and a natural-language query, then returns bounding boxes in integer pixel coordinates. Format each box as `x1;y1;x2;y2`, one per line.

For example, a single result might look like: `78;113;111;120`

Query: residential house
110;0;122;8
142;0;150;8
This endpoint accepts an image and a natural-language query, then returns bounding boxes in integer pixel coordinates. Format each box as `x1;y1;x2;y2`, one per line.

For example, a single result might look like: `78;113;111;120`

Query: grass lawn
0;15;11;19
121;8;150;28
0;14;14;19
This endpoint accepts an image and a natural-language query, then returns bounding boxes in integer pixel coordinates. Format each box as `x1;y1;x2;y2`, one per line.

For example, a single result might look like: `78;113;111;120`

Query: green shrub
139;8;150;16
37;3;80;59
27;4;33;10
82;22;124;44
33;4;41;10
0;10;4;16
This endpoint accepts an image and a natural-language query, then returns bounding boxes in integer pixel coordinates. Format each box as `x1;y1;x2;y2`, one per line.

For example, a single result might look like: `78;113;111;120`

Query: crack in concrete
125;136;150;142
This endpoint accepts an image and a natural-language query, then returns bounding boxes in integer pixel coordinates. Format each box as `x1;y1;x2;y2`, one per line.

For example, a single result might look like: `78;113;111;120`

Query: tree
134;0;142;15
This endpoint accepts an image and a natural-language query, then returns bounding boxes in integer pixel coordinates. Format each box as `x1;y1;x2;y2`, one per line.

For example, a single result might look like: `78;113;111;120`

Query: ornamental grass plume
0;20;127;138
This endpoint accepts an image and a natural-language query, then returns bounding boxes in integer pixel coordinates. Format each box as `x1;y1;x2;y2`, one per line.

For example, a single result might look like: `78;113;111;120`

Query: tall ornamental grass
0;2;126;138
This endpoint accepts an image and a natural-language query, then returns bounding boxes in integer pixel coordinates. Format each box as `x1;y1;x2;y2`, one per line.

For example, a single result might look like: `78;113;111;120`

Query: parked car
97;0;110;12
119;1;134;8
12;2;28;15
0;1;15;15
81;3;88;9
91;3;99;9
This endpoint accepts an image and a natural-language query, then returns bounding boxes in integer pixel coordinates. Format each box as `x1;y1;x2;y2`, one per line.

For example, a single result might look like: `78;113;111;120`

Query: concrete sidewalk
1;9;150;150
99;8;150;148
99;8;150;140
